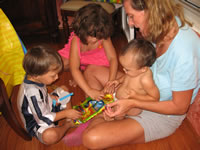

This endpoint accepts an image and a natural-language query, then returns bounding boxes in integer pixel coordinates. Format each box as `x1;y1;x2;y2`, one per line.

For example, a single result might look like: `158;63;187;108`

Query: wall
176;0;200;33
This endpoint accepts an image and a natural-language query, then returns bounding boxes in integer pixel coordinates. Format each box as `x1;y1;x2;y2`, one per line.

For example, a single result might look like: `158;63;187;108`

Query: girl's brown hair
72;3;113;44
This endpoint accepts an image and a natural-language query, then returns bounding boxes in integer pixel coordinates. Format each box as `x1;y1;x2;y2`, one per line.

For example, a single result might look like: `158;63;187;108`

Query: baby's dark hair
121;39;156;68
23;45;63;76
72;3;113;44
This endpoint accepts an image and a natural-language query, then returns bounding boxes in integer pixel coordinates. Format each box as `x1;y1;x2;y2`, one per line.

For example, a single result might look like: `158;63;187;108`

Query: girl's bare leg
84;65;109;90
82;117;145;149
84;65;123;90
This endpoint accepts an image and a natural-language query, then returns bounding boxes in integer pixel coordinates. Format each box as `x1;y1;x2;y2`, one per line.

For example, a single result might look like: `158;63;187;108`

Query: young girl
59;4;122;100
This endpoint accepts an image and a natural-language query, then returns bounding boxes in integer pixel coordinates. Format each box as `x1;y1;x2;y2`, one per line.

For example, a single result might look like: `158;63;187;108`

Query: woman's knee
42;129;59;145
82;129;102;149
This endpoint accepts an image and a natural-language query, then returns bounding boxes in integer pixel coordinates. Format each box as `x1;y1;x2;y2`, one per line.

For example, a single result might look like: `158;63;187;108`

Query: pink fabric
187;89;200;136
62;120;91;146
58;32;110;70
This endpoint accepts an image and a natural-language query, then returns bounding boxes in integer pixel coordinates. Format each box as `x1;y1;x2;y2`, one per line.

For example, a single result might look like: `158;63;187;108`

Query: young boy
17;45;81;145
107;39;160;119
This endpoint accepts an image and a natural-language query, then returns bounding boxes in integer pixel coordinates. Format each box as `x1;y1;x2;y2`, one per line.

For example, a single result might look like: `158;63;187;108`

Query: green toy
73;94;114;125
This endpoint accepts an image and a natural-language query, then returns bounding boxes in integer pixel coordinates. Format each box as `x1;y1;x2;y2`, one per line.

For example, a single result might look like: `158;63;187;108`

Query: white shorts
113;93;118;101
128;111;186;142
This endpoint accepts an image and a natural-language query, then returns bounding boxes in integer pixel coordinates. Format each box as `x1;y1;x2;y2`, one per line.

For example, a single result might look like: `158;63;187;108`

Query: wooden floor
0;30;200;150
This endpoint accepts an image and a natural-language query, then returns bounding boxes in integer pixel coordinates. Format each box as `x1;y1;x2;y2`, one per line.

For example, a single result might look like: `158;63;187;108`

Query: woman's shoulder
170;26;200;54
156;26;200;65
177;25;199;44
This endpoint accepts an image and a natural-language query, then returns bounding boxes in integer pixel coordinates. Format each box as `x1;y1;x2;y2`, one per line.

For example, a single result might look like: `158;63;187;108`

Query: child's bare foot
69;79;77;87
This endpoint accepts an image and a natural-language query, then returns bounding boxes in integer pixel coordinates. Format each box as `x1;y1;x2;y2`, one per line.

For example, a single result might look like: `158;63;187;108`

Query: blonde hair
125;0;192;44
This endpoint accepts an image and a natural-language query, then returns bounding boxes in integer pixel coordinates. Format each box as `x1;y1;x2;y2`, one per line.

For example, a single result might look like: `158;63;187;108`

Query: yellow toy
0;9;26;96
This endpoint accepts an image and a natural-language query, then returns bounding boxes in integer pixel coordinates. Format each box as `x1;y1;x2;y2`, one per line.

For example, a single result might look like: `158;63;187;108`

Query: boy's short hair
72;3;113;44
121;39;156;68
23;45;63;76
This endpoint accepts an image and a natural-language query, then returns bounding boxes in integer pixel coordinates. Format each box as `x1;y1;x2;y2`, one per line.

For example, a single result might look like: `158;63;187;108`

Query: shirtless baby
107;39;160;119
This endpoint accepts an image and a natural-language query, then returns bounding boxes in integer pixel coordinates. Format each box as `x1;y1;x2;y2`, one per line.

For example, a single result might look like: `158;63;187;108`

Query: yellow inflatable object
0;9;25;97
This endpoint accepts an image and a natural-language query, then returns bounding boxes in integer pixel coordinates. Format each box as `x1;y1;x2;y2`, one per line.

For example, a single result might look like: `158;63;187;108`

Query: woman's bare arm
106;89;193;117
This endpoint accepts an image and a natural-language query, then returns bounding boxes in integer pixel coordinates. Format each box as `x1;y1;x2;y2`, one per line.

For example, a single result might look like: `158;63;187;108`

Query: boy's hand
105;99;134;117
65;109;82;120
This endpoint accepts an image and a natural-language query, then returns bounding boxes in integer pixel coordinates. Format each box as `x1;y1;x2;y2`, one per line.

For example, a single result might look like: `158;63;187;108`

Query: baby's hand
65;109;82;120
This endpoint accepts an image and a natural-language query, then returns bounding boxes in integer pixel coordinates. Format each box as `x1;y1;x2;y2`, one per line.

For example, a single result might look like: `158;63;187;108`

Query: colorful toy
73;94;114;125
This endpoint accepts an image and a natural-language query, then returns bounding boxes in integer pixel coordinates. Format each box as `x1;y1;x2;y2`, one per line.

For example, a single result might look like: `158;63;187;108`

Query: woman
82;0;200;149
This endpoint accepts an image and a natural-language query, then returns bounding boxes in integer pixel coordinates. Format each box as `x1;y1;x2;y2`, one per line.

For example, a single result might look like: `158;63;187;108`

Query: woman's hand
105;99;134;117
103;111;115;121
